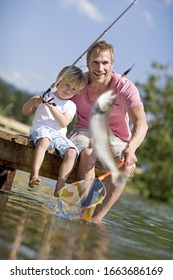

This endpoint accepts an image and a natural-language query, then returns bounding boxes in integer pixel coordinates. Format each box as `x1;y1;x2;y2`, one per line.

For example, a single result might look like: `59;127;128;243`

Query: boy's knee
66;148;77;158
37;137;50;147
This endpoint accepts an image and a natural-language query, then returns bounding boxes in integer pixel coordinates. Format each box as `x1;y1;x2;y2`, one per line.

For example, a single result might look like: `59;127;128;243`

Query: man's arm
122;104;148;166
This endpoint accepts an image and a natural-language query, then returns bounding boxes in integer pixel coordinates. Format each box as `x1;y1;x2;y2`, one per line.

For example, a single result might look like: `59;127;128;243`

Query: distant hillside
0;78;34;126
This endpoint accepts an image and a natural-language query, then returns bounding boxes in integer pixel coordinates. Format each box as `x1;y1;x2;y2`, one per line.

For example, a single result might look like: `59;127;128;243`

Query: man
70;40;148;222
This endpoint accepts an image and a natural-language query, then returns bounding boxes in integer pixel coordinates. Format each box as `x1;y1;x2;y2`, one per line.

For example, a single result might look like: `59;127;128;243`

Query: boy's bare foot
29;176;41;188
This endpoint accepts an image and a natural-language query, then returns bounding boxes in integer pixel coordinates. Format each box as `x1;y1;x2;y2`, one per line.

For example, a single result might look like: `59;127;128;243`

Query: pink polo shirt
71;71;142;142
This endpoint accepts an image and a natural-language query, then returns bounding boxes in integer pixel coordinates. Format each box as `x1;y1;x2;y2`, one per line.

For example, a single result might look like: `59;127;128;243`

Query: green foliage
133;62;173;205
0;78;33;125
0;78;76;131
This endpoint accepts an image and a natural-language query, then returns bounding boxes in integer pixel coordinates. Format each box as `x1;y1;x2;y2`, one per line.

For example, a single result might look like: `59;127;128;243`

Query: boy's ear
55;82;60;88
50;82;57;89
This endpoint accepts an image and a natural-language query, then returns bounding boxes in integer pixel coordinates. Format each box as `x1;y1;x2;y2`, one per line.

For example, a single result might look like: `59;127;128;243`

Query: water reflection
0;187;110;260
0;171;173;260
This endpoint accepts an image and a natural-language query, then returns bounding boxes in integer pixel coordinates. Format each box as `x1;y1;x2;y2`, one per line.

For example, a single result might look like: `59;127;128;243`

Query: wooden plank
0;168;16;191
0;130;78;182
0;129;104;189
0;114;30;135
0;129;31;145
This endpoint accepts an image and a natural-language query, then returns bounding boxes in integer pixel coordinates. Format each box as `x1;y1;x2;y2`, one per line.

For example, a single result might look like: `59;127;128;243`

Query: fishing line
45;0;138;93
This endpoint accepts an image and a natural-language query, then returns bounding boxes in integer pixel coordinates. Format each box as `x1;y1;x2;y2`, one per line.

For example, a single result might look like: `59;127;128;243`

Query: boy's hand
41;92;56;106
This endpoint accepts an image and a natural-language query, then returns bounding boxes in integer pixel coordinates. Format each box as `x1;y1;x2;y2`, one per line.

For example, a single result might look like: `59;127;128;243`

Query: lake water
0;170;173;260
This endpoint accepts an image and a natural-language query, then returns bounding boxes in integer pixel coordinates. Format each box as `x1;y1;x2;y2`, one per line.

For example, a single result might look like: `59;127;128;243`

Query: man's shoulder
111;71;135;90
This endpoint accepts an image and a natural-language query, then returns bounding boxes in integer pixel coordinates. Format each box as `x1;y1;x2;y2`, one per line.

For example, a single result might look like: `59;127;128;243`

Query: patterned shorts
29;126;79;158
69;128;127;157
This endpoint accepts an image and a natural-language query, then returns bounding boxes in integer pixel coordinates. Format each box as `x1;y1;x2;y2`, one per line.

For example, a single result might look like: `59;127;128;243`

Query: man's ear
86;59;89;68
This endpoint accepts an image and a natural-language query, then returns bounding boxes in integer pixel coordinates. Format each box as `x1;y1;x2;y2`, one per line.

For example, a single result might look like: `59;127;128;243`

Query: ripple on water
0;176;173;260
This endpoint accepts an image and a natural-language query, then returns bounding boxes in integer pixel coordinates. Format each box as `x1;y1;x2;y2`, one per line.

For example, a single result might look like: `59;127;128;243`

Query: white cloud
0;70;28;90
60;0;105;23
29;72;42;83
0;69;42;92
142;10;154;28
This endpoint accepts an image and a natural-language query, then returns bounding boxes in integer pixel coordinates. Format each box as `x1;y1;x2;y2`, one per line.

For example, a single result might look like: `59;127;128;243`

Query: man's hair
56;66;86;92
86;40;114;64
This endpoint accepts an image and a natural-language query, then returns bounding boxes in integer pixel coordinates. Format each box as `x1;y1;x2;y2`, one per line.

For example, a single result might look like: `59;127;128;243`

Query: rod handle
98;160;125;181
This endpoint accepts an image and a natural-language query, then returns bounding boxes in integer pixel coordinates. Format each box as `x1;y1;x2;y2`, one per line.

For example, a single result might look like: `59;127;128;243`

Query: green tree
0;78;33;125
132;62;173;205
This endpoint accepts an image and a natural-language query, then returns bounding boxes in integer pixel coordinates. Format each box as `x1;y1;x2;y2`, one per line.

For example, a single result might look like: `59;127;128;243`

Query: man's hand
121;146;137;166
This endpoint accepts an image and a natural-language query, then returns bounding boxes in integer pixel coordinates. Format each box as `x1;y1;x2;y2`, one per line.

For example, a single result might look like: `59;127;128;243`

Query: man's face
87;49;114;84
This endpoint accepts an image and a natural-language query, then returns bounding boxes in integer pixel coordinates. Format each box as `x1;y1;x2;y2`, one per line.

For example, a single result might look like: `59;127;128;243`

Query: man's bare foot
29;176;41;188
54;187;60;197
91;217;102;223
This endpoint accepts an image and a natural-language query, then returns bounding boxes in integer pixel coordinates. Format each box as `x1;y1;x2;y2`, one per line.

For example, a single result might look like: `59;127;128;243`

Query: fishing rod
42;62;135;105
98;161;125;181
44;0;138;94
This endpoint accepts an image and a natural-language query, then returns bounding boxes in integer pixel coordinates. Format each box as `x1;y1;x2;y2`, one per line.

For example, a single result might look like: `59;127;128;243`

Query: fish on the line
89;89;128;186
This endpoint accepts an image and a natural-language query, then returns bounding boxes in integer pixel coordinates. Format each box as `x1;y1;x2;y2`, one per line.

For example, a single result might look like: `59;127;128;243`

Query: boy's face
55;81;77;99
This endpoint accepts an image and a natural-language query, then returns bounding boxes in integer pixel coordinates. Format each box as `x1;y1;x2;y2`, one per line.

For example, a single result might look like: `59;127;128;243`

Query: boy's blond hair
56;66;86;92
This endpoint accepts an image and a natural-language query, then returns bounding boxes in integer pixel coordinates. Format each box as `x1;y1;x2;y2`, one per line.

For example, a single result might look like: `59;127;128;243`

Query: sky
0;0;173;94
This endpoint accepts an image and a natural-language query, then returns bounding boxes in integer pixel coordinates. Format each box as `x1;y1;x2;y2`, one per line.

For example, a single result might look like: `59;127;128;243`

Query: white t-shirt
30;91;76;136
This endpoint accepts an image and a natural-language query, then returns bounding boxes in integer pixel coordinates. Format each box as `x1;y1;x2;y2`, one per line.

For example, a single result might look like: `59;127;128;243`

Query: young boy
22;66;86;196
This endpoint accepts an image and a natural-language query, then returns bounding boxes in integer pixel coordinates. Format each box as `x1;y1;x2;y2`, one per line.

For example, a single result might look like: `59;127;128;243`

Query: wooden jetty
0;114;30;135
0;129;104;191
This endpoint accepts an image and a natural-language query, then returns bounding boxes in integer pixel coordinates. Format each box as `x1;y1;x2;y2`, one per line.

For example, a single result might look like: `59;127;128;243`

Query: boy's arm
22;96;42;115
45;103;72;128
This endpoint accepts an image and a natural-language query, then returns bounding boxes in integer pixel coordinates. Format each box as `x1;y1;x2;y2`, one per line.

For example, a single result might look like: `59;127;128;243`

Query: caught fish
89;89;127;186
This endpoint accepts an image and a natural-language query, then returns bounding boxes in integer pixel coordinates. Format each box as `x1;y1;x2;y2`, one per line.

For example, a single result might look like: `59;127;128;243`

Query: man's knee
79;148;96;170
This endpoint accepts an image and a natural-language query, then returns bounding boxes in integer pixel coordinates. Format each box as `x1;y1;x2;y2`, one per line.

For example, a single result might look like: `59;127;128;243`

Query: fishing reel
41;90;56;106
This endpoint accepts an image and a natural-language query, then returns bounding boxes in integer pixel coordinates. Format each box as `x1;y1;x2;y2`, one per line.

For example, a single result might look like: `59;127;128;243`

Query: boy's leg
54;148;77;196
29;138;50;187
